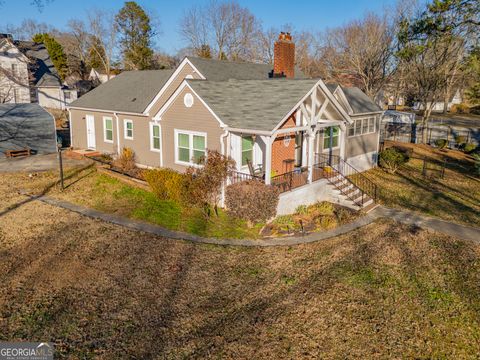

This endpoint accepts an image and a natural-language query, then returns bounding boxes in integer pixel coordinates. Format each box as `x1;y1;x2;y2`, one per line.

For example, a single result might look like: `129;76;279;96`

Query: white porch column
307;131;315;183
339;123;346;160
264;136;272;185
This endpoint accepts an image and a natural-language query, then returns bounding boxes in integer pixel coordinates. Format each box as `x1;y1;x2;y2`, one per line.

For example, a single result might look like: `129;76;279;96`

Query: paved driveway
0;153;91;173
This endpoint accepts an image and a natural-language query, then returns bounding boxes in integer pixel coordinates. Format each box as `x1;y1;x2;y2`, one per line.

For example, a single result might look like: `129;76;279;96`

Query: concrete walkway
31;195;480;247
374;206;480;244
0;153;90;173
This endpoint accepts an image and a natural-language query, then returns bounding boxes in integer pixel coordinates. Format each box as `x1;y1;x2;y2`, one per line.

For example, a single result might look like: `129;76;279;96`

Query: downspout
114;112;120;155
220;128;229;207
159;120;163;167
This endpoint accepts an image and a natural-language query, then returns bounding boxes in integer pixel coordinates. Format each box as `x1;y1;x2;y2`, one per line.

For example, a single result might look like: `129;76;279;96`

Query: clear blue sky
1;0;396;54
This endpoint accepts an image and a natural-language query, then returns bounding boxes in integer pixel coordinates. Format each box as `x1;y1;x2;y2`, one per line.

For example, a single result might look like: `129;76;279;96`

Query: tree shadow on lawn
3;215;480;358
394;170;480;221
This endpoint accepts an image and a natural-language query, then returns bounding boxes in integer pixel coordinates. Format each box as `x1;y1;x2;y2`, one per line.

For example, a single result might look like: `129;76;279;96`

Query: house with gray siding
0;34;77;110
68;32;383;213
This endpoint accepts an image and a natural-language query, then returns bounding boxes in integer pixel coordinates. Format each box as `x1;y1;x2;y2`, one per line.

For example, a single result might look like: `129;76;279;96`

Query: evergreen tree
87;36;107;70
115;1;154;70
32;33;69;80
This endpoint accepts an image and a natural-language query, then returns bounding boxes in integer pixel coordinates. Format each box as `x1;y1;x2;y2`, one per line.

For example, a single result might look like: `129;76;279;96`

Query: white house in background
0;33;77;110
89;68;117;84
413;89;463;112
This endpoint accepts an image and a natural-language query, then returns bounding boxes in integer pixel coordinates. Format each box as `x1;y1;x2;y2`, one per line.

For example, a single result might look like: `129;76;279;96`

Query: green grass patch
65;173;262;239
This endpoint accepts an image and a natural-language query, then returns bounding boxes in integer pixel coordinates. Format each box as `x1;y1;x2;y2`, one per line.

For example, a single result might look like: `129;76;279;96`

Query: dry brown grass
368;141;480;226
1;172;480;358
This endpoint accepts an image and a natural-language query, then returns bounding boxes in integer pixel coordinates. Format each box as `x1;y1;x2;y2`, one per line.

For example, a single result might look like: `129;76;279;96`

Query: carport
0;103;57;156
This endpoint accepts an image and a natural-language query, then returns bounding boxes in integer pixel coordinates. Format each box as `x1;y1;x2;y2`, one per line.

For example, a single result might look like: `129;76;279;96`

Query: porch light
283;134;291;147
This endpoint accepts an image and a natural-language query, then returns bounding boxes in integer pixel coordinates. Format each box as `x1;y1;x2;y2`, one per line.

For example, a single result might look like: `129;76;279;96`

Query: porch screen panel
323;126;339;149
241;136;254;166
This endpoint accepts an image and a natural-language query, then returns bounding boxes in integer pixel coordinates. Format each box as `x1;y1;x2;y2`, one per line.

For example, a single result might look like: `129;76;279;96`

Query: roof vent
131;97;136;102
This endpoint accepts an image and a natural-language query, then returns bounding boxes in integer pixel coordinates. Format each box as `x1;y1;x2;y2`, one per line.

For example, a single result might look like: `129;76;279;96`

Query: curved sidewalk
35;195;480;247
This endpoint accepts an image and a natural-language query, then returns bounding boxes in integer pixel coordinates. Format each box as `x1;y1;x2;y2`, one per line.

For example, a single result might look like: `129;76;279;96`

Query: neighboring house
0;103;57;154
0;33;77;110
413;89;463;112
69;32;383;213
89;68;118;84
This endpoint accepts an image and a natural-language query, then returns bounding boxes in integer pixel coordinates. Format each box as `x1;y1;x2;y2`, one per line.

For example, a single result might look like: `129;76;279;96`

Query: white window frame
174;129;207;166
124;119;134;140
150;122;161;152
347;117;376;137
322;126;341;152
103;116;114;143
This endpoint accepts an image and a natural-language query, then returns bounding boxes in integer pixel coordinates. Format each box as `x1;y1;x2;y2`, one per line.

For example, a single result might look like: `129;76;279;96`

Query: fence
380;122;480;147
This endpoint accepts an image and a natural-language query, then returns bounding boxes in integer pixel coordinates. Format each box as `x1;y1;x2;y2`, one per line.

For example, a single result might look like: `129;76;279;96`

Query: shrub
473;154;480;175
113;147;136;172
434;139;448;149
379;148;409;173
295;205;308;215
225;181;280;224
143;168;185;202
450;103;470;114
464;143;477;153
183;150;236;216
455;135;466;147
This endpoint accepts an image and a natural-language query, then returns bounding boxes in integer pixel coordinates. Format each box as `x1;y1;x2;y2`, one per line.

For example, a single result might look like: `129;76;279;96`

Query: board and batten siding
147;63;203;117
160;87;224;172
345;115;381;158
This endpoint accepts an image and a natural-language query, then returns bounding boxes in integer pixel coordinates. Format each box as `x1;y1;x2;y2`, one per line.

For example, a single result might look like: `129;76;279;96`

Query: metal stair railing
315;154;378;206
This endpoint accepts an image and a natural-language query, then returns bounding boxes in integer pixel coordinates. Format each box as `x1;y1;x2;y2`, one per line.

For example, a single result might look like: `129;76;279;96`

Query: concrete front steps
327;173;376;212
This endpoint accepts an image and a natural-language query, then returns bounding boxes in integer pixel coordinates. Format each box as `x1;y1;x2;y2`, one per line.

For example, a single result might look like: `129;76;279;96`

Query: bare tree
179;5;210;57
320;12;395;99
179;0;261;62
86;9;118;79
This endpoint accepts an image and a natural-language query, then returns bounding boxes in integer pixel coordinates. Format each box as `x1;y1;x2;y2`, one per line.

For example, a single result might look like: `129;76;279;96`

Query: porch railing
229;170;263;185
271;167;309;193
316;154;378;204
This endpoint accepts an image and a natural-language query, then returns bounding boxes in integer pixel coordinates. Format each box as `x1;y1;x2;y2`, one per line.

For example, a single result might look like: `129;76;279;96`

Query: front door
86;115;96;149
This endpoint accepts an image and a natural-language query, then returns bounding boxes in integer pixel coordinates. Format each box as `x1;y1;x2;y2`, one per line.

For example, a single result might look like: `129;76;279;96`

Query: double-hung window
150;123;160;151
323;126;340;149
175;130;206;165
124;119;133;140
103;117;113;142
241;136;254;167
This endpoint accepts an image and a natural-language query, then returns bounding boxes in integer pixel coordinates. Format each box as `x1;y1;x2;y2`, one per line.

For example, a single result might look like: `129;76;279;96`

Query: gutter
67;106;147;117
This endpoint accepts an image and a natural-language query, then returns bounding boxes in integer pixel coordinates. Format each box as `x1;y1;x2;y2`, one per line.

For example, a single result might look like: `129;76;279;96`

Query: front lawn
366;142;480;226
1;182;480;359
9;166;359;240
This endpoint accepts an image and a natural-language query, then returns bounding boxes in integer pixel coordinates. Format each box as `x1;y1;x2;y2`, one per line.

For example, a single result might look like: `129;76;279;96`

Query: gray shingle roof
187;79;319;131
340;86;382;114
69;69;174;113
15;41;62;87
326;83;382;115
188;56;307;81
0;103;56;154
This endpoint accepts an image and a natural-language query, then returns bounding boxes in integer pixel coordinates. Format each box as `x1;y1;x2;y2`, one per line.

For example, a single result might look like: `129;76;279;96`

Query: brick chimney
273;32;295;78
